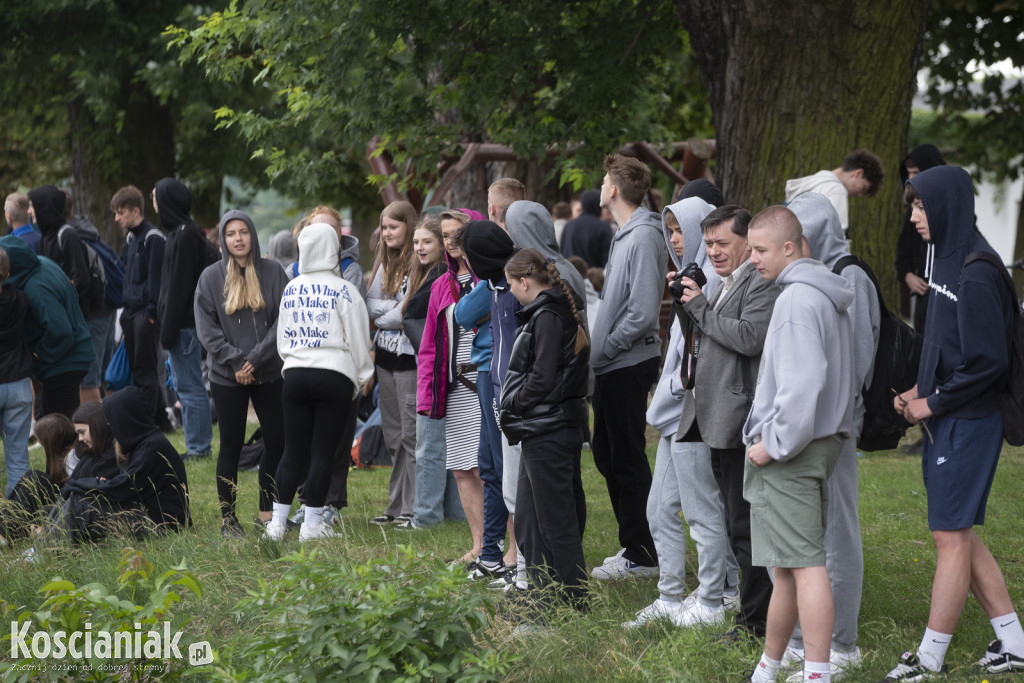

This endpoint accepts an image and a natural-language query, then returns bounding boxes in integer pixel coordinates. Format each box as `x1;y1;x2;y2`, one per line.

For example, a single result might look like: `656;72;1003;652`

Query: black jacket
559;190;613;268
31;185;92;315
894;144;946;283
121;219;165;318
155;178;212;346
0;284;33;383
500;286;590;444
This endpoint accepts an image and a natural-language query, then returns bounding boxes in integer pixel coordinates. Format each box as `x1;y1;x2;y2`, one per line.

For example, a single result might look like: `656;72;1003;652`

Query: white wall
975;176;1022;265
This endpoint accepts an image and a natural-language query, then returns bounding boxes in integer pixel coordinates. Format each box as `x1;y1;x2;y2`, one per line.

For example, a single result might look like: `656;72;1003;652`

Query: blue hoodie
909;166;1014;418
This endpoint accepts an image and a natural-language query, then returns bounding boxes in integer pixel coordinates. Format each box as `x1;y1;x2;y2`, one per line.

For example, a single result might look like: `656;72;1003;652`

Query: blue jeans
167;328;213;456
476;372;506;563
0;378;33;496
412;415;465;526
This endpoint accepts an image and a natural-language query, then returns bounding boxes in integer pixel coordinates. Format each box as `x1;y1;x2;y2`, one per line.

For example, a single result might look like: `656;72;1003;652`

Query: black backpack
833;255;923;451
963;251;1024;446
58;224;106;313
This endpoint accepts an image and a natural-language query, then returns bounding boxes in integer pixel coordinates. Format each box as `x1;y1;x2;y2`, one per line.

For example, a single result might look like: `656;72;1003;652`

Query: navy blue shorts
922;411;1002;531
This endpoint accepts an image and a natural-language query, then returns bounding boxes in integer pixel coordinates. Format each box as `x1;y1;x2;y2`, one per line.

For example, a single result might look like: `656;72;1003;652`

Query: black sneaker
221;515;245;539
370;514;395;526
976;639;1024;674
468;560;507;580
879;652;945;681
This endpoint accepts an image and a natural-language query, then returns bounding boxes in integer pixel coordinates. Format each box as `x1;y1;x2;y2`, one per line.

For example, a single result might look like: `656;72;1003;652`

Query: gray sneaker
322;505;341;526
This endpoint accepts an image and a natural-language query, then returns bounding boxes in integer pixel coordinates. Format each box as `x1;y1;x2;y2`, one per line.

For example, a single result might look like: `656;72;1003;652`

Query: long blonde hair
222;218;266;315
402;216;444;314
376;201;417;297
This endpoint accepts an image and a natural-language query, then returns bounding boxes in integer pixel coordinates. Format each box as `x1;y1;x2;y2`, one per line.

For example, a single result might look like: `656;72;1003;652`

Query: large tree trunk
677;0;928;307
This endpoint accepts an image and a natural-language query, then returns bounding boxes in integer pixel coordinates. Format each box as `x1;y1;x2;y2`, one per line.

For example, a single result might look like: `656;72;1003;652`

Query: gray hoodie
742;259;856;461
588;205;668;374
788;192;880;429
646;197;718;434
194;209;290;386
506;200;588;313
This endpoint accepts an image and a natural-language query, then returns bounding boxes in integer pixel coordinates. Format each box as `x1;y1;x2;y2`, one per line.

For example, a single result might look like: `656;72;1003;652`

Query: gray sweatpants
501;428;526;577
647;434;739;608
379;366;417;518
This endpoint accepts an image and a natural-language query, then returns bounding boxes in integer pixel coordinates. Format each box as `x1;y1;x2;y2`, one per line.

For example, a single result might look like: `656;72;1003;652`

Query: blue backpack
85;235;125;309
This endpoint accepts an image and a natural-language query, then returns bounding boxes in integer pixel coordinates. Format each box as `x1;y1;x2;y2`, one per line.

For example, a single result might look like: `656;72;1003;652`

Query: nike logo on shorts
936;457;947;465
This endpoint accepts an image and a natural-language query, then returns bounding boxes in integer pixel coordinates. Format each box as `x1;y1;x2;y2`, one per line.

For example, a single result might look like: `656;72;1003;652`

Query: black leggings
276;368;354;508
211;379;285;516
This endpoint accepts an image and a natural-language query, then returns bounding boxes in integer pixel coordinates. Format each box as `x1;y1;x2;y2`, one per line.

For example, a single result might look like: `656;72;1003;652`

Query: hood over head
676;179;725;208
218;209;262;264
27;185;66;234
154;178;198;232
68;215;100;240
0;235;41;288
463;220;514;284
506;200;587;299
266;229;297;268
297;222;340;274
900;144;946;184
907;165;975;259
103;386;160;453
339;234;360;262
581;190;601;217
788;192;847;267
777;259;854;313
662;197;715;270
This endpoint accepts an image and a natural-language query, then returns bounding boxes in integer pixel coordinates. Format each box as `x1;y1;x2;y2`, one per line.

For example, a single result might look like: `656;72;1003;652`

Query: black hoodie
0;283;33;383
155;178;215;347
63;386;190;530
30;185;92;314
560;190;613;268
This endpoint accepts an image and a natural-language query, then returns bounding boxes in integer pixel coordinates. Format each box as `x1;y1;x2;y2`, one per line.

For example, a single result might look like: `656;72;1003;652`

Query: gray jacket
677;262;779;449
589;206;668;374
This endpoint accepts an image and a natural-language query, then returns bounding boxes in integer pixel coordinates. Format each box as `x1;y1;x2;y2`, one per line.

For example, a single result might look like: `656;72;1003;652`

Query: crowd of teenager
0;144;1020;681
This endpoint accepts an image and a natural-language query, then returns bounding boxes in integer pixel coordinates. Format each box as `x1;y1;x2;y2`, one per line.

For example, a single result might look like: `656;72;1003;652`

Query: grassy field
1;422;1022;682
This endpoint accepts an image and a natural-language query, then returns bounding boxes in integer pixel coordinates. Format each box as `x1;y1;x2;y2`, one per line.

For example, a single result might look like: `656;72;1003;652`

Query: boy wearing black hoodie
886;166;1022;680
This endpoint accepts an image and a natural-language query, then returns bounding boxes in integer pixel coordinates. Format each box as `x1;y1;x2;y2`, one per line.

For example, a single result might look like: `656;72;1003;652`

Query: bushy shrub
206;545;513;682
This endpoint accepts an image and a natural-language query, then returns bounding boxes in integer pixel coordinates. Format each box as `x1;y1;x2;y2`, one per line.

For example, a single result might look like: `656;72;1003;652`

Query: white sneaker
623;598;686;629
783;646;863;682
780;645;805;672
299;522;340;542
591;555;659;580
262;519;287;541
672;597;726;628
723;591;741;612
602;548;627;565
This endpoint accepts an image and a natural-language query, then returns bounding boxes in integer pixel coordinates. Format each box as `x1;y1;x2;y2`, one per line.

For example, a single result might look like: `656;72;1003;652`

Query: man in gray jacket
589;153;667;580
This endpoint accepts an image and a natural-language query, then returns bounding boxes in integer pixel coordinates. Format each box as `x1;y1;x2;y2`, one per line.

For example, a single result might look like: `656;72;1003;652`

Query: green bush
0;548;203;682
206;545;513;682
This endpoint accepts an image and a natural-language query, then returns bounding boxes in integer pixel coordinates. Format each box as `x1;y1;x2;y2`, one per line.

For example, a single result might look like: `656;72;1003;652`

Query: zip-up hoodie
194;209;290;387
789;192;880;429
0;235;94;379
909;165;1013;418
589;205;667;374
277;222;373;396
31;185;92;314
155;178;212;347
743;259;856;461
646;197;718;434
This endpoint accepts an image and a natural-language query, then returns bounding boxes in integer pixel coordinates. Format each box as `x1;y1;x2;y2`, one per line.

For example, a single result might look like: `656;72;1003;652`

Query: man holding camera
674;205;780;638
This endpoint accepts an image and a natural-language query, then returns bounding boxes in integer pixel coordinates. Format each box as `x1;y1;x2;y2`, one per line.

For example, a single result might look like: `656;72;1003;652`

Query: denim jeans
476;372;506;563
412;415;465;526
167;328;213;456
0;378;34;496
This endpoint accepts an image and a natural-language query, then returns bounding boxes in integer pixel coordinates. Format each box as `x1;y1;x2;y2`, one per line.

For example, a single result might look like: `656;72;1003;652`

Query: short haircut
749;205;803;247
4;193;29;225
552;201;572;220
903;182;920;207
603;153;651;207
0;246;9;282
488;178;526;210
842;149;884;196
700;205;752;237
110;185;144;213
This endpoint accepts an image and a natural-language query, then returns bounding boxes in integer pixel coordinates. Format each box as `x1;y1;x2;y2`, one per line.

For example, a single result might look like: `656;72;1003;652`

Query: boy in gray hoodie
742;206;856;683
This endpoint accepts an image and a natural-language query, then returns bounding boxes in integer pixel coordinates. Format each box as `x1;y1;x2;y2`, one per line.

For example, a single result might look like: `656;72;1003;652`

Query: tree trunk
1013;179;1024;297
677;0;928;307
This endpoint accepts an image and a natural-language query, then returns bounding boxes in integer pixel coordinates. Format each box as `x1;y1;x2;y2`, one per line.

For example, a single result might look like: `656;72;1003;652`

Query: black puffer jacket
499;286;589;445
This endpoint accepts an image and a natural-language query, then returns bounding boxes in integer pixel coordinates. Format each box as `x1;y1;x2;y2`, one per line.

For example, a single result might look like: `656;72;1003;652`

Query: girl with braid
499;248;591;619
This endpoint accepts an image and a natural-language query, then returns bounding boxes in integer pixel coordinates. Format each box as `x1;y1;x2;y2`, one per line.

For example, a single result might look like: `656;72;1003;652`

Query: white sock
804;659;830;682
272;502;291;526
750;652;781;683
304;506;324;528
992;612;1024;655
917;627;952;671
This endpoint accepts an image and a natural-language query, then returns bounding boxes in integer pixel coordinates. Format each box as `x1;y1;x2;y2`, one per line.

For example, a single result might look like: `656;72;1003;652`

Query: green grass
2;423;1023;682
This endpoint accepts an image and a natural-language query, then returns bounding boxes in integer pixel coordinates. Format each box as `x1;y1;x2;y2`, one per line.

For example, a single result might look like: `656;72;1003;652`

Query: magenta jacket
416;209;484;417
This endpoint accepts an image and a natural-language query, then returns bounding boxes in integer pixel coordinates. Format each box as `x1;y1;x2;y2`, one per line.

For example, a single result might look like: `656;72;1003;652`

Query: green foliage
0;549;203;682
205;546;512;682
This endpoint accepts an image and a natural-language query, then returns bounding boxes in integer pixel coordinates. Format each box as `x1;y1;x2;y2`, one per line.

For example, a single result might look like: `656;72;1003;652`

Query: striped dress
445;273;480;471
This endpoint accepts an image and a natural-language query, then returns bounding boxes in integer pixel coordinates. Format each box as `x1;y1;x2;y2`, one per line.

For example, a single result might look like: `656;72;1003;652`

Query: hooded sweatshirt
676;179;725;208
909;165;1013;418
646;197;718;434
789;192;880;428
267;230;298;270
785;170;849;234
0;235;94;379
121;215;164;319
743;259;856;461
589;205;668;375
63;386;190;530
194;209;290;387
277;222;373;396
895;144;947;284
559;190;613;268
155;178;215;347
31;185;92;314
0;283;33;384
507;201;588;307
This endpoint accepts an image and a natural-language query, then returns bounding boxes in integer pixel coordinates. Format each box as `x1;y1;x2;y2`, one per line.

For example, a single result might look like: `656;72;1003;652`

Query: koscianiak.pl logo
9;620;213;669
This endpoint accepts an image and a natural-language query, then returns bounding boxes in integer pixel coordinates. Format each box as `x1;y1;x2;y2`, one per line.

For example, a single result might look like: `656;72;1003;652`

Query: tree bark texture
677;0;928;306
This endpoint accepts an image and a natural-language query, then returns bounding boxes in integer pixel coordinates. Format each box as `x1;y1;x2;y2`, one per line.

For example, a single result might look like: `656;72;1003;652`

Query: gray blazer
676;264;779;449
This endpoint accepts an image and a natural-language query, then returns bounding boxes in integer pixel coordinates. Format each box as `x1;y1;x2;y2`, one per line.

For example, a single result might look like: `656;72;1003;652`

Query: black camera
669;262;707;299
